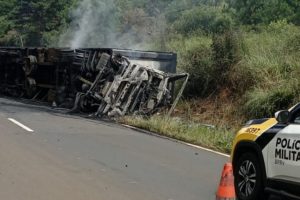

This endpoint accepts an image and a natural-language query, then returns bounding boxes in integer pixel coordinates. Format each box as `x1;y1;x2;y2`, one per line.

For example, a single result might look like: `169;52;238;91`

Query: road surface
0;97;228;200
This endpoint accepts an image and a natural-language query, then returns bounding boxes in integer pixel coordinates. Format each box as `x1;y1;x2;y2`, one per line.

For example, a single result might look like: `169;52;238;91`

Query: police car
231;103;300;200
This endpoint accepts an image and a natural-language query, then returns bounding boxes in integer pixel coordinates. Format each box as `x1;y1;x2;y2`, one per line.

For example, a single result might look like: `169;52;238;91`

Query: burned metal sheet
0;47;188;117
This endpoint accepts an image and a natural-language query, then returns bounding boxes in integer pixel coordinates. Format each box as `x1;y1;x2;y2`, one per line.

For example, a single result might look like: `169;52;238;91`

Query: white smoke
71;1;111;48
59;0;118;48
59;0;166;50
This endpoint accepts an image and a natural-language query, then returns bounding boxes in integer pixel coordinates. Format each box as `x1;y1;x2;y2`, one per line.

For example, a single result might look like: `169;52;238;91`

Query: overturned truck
0;47;188;117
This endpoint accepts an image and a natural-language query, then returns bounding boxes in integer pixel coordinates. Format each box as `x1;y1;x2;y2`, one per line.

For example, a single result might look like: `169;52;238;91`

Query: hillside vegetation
0;0;300;152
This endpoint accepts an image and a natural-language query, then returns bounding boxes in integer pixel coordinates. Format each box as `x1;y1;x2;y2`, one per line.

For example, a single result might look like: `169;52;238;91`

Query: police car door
267;108;300;184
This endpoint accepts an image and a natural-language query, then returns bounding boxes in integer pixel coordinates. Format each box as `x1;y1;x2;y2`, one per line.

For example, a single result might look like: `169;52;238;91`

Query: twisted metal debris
0;47;188;117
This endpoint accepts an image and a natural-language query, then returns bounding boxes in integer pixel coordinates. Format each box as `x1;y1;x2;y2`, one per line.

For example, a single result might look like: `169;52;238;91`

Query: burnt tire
78;94;94;112
234;152;266;200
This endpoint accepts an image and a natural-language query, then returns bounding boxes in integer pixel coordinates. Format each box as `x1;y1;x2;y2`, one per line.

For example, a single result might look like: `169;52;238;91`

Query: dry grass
119;115;235;154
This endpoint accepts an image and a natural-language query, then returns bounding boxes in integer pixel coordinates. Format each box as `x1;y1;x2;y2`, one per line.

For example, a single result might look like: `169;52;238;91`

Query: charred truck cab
231;103;300;200
0;47;188;117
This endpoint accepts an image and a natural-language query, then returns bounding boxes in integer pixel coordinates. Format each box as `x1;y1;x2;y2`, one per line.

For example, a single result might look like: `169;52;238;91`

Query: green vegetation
0;0;300;152
241;21;300;119
230;0;300;25
120;116;234;153
0;0;76;46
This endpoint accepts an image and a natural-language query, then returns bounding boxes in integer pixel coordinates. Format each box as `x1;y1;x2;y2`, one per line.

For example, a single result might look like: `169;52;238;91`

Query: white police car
231;103;300;199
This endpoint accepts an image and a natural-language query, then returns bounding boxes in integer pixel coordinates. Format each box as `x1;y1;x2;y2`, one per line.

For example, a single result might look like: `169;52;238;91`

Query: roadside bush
182;41;215;97
286;34;300;53
172;6;234;36
167;36;217;97
242;84;296;119
242;23;300;87
167;19;300;126
236;22;300;120
212;30;244;91
226;61;257;95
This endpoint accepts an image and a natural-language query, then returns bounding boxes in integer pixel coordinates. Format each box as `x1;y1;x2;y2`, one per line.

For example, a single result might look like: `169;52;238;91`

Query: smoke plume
59;0;165;50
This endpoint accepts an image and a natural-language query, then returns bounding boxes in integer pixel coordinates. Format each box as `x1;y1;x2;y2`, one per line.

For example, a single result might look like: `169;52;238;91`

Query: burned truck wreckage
0;47;188;117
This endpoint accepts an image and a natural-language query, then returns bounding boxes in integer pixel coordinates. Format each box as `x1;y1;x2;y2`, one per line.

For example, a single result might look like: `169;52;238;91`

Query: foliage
243;85;295;119
212;31;243;88
239;22;300;119
172;6;234;35
167;36;215;97
0;0;76;46
120;115;234;153
0;0;16;44
0;16;12;37
168;29;243;98
230;0;300;25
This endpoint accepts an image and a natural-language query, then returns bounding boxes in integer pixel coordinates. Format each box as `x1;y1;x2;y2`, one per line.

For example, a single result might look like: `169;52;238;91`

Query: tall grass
167;21;300;124
167;35;216;97
244;28;299;85
120;116;234;153
241;21;300;118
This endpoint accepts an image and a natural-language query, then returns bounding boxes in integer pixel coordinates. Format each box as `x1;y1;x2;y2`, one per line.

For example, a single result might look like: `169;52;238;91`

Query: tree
230;0;296;25
13;0;71;46
0;0;17;40
172;6;234;35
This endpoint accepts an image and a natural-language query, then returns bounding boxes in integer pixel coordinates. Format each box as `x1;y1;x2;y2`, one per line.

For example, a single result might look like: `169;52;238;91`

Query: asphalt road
0;97;229;200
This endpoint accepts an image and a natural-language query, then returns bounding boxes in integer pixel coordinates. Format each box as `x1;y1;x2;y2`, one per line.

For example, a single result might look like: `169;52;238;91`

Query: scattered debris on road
0;47;188;117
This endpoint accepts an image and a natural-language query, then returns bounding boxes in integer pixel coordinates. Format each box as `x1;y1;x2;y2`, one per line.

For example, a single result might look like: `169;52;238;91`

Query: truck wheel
234;152;266;200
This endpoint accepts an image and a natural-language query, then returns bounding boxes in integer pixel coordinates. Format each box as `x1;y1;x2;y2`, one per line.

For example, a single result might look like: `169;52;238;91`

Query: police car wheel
234;152;265;200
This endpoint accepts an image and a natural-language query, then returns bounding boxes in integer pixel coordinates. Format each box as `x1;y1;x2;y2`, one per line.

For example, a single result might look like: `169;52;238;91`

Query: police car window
294;117;300;124
291;110;300;124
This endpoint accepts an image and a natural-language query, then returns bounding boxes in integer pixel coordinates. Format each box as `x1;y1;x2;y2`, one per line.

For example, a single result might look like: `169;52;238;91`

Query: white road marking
8;118;34;132
122;124;230;158
180;141;230;158
128;181;138;184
